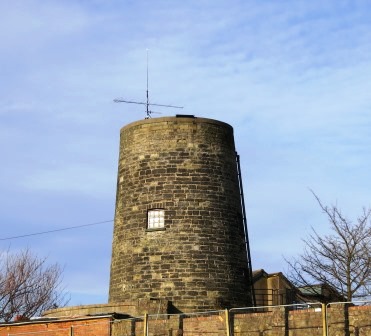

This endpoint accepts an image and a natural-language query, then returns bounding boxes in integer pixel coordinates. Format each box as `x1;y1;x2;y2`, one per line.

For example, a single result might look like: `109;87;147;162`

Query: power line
0;220;113;241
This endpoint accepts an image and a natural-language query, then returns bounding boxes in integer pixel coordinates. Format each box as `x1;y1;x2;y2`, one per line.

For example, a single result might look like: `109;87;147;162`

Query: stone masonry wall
109;116;252;312
2;304;370;336
112;304;371;336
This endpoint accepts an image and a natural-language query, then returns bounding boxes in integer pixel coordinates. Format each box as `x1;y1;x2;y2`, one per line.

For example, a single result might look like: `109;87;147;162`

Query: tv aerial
114;50;183;119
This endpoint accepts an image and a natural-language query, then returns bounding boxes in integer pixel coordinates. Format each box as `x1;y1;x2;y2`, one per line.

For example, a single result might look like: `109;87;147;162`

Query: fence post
322;303;327;336
225;309;231;336
143;313;148;336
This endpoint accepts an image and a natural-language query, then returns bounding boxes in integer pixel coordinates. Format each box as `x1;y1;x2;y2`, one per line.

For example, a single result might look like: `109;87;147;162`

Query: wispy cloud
1;0;371;305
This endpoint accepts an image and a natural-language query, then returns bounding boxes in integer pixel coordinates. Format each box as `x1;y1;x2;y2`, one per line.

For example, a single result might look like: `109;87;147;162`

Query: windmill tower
109;115;254;312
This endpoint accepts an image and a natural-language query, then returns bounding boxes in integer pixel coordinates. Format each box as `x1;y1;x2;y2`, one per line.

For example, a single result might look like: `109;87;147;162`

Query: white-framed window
147;209;165;229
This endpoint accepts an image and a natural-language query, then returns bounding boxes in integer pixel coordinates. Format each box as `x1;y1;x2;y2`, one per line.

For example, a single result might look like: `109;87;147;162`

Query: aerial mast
114;50;183;119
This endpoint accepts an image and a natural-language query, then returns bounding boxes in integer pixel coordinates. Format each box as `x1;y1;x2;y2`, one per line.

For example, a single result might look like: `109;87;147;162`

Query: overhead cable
0;220;113;241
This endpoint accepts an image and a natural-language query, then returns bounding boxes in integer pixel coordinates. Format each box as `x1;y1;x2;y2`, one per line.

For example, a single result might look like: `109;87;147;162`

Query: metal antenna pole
114;50;183;119
146;49;150;118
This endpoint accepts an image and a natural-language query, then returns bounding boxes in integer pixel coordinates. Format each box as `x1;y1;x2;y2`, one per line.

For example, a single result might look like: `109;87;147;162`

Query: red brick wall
0;317;111;336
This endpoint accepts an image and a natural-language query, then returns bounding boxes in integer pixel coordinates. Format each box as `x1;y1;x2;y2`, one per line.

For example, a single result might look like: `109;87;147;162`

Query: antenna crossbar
114;99;183;109
113;99;147;105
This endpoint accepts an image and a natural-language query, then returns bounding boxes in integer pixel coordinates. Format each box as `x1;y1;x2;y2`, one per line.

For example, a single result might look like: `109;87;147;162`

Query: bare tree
286;191;371;302
0;249;69;322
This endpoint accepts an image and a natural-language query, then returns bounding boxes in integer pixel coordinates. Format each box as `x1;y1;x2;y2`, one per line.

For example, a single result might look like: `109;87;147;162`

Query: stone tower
109;115;252;312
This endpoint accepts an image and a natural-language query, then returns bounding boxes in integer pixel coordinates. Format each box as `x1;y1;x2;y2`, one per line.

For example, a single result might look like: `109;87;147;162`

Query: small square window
147;209;165;229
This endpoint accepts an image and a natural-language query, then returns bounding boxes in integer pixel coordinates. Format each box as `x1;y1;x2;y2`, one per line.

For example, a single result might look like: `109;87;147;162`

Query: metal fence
4;301;371;336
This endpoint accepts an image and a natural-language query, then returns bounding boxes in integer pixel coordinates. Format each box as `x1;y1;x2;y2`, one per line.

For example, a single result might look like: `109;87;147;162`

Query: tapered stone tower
109;115;253;312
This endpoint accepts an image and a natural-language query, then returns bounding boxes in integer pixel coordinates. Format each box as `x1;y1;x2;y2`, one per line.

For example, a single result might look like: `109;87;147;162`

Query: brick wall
327;304;371;336
0;317;111;336
111;304;371;336
2;304;370;335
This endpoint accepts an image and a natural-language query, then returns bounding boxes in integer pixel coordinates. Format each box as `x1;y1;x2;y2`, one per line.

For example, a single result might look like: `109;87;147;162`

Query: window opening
147;209;165;229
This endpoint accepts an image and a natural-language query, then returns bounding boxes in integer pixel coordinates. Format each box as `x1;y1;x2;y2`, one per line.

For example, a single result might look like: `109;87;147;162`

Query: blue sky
1;0;370;306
